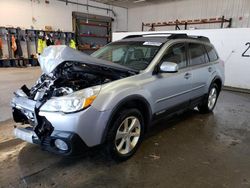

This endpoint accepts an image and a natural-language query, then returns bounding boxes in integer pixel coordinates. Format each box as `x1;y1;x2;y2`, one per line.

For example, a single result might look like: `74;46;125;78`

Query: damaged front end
11;45;136;155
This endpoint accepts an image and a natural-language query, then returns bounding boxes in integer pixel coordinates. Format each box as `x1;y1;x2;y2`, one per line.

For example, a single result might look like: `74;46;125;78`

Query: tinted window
205;45;218;62
161;43;187;69
189;43;208;66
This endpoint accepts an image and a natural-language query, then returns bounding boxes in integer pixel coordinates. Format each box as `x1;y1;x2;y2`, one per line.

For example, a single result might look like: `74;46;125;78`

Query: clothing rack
0;27;75;67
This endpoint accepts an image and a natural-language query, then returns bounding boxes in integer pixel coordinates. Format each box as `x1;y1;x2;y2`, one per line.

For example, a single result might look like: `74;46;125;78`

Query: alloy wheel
208;87;217;110
115;116;141;155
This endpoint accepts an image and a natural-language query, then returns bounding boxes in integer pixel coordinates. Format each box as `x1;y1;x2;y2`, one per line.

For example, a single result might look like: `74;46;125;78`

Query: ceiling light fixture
133;0;146;3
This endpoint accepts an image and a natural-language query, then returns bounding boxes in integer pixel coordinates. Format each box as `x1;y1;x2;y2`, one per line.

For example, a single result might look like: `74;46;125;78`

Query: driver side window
161;43;187;69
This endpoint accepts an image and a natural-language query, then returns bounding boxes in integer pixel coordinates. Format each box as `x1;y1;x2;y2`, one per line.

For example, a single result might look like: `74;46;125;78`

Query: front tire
198;83;219;113
106;108;144;161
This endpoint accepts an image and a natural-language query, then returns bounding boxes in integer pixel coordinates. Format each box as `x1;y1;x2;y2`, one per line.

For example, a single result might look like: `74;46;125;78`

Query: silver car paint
13;38;225;147
92;39;224;113
39;107;112;147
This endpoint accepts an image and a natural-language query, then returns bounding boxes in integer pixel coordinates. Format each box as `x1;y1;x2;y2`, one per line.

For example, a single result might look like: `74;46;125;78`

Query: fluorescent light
133;0;146;3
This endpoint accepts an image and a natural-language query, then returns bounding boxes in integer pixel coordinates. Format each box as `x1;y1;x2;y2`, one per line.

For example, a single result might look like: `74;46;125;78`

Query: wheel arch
101;95;152;144
211;76;222;92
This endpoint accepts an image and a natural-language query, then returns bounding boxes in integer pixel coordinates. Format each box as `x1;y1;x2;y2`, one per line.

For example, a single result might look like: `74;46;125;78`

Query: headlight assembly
40;85;101;113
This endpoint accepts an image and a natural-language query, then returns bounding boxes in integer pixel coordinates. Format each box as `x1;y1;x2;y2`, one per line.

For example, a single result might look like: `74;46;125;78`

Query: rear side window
205;45;219;62
188;43;209;66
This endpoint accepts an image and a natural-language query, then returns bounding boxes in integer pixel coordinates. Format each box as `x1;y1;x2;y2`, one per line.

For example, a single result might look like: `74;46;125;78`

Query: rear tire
106;108;144;161
198;83;219;113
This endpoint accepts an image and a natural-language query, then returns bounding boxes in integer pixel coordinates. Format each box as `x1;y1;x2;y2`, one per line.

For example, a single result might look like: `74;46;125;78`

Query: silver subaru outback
11;33;224;161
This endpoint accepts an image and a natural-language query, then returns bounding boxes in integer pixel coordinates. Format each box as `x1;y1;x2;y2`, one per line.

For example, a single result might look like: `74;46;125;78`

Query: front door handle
208;67;213;72
184;72;192;79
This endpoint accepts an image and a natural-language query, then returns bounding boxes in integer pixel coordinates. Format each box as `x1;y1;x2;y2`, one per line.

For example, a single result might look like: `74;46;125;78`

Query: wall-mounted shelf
73;12;112;54
142;16;232;31
79;22;110;28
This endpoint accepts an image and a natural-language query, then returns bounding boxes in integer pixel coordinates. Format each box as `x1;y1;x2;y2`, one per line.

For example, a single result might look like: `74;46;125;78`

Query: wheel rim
208;87;217;110
115;116;141;155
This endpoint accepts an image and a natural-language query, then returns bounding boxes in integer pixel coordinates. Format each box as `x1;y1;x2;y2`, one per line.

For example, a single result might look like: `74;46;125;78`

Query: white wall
0;0;128;32
113;28;250;90
128;0;250;31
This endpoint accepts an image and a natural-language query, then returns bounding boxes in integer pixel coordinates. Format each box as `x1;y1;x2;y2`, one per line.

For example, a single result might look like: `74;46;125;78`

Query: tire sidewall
207;83;219;111
107;108;144;161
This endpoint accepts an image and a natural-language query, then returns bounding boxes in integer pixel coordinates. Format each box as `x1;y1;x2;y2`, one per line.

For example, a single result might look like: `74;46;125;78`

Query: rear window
205;45;219;62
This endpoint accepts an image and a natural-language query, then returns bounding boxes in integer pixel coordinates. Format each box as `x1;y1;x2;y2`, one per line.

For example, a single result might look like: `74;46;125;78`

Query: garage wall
0;0;128;32
128;0;250;31
113;28;250;90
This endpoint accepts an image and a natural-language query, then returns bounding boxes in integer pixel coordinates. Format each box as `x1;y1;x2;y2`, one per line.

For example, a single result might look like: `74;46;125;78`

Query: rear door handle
184;72;192;79
208;67;213;72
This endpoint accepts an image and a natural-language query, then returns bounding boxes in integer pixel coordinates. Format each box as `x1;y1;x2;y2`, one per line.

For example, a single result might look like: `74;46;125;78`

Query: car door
148;42;193;114
187;42;215;99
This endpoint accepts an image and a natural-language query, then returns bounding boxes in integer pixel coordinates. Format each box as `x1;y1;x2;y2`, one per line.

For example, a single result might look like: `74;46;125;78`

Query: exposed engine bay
22;61;133;102
11;46;137;144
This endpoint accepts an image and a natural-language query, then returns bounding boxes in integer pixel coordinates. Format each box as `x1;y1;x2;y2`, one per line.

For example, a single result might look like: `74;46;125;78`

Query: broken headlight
40;85;101;113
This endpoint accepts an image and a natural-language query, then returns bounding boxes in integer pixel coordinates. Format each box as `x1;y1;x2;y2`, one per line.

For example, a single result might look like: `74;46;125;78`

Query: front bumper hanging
11;95;86;155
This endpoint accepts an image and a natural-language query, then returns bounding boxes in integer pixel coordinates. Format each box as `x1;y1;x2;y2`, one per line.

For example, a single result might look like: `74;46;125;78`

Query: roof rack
122;34;143;39
184;35;210;42
122;33;184;39
122;33;210;42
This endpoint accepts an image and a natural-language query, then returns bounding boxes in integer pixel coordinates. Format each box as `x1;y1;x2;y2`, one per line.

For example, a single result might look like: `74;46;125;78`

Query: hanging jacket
55;39;62;45
11;35;17;52
69;39;76;49
0;38;3;58
46;38;54;46
37;39;43;54
37;38;47;54
42;40;47;53
0;37;2;50
14;38;23;58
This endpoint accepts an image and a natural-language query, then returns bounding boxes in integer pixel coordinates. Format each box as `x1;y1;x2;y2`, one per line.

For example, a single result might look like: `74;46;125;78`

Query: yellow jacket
69;39;76;49
37;39;47;54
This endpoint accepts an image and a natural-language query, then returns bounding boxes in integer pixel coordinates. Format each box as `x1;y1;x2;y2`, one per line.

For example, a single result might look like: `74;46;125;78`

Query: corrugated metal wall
128;0;250;31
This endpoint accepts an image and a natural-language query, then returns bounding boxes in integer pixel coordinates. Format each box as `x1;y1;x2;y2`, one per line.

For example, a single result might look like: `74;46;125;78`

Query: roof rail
122;33;185;39
122;33;210;42
195;36;210;42
122;35;143;39
168;34;188;39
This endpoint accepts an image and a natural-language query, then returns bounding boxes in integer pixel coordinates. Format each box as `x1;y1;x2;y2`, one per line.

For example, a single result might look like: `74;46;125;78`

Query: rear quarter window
205;45;219;62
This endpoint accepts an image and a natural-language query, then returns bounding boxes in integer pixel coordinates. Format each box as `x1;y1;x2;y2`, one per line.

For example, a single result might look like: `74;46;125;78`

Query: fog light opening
54;139;69;151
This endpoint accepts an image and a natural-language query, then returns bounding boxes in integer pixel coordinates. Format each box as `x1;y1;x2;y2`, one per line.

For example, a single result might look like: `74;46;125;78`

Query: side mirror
159;62;178;73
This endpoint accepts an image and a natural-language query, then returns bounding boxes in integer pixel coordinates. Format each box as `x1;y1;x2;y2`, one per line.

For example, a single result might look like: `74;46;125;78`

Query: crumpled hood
38;45;133;75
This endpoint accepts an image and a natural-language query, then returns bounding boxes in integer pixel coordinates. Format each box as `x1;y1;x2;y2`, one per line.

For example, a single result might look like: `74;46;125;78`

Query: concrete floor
0;68;250;188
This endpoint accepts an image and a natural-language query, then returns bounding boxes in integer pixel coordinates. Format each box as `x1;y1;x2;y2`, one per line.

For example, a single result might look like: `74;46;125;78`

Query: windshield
91;41;161;71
